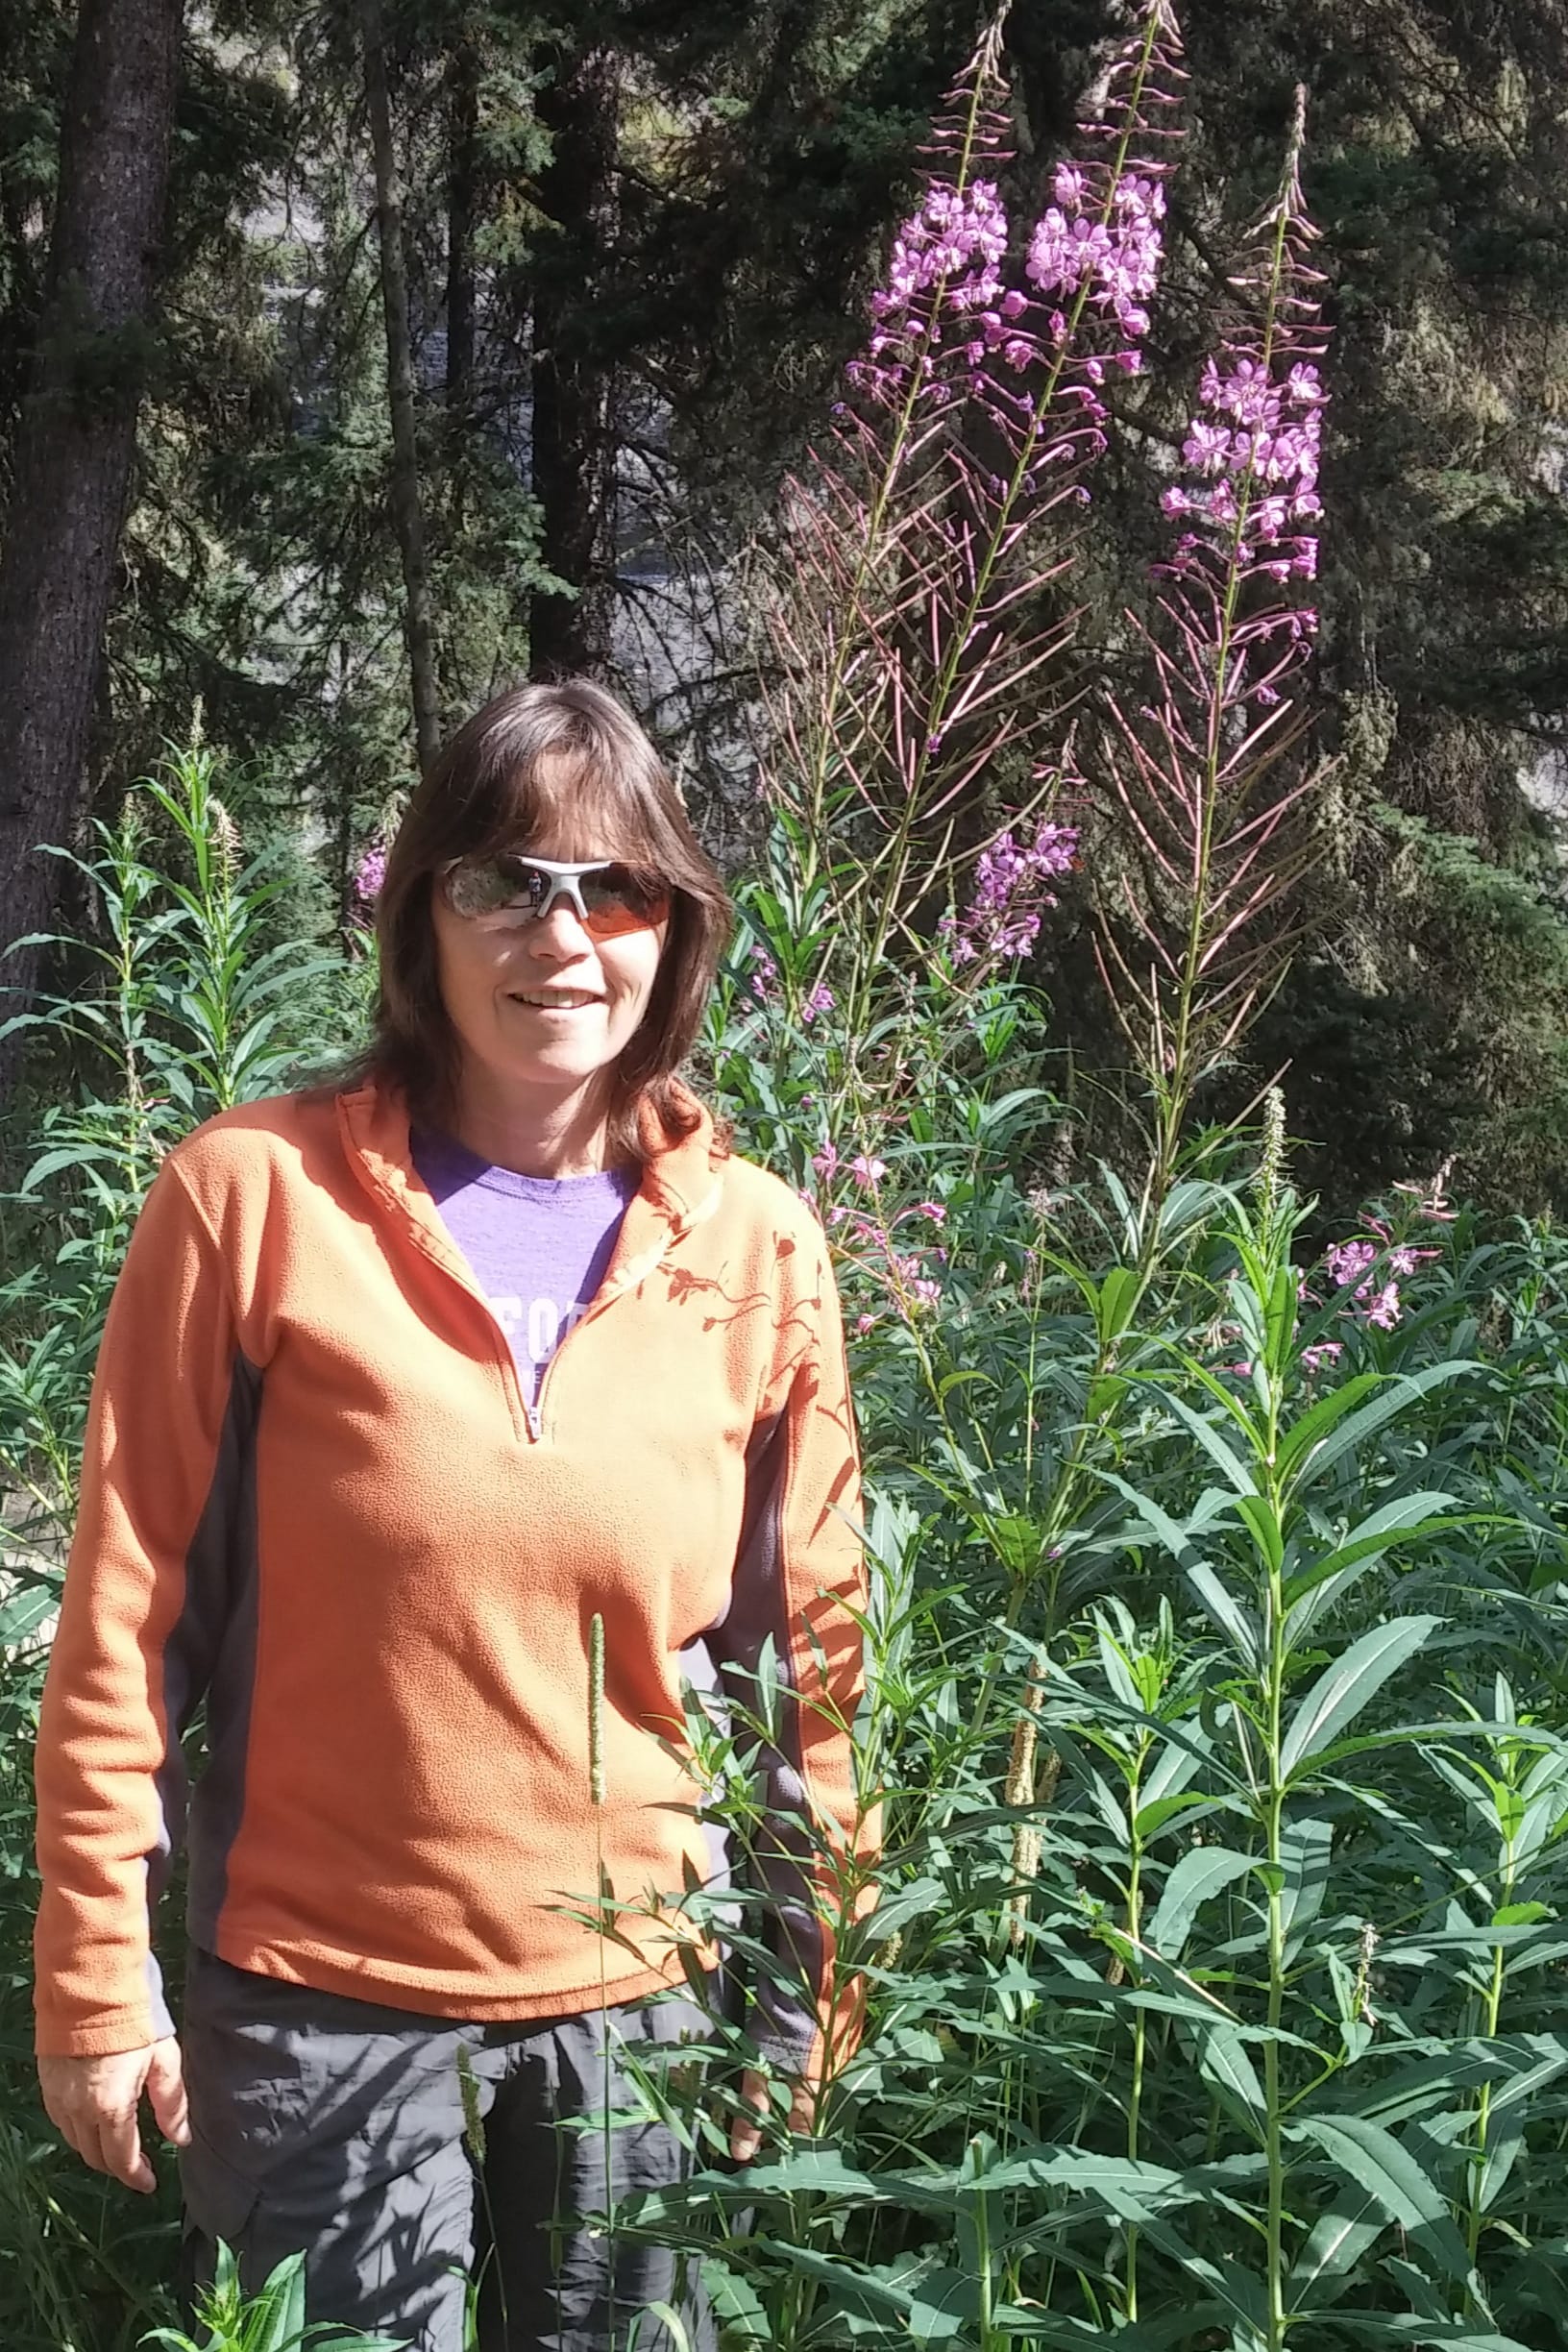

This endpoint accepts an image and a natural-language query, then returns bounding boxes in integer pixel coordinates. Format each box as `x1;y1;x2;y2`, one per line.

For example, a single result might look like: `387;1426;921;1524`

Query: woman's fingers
37;2046;165;2192
93;2099;157;2193
144;2037;191;2148
728;2067;769;2165
728;2065;818;2161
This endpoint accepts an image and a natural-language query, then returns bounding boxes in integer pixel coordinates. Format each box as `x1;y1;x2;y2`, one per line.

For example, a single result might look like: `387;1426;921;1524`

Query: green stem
1261;1299;1289;2351
1125;1810;1147;2321
1463;1841;1515;2300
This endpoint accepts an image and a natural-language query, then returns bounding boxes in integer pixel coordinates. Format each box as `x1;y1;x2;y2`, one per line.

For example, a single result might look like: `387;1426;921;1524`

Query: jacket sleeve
34;1153;248;2059
711;1212;877;2086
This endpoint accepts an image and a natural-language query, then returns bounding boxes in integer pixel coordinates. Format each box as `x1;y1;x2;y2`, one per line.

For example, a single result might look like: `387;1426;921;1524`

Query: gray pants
178;1948;718;2352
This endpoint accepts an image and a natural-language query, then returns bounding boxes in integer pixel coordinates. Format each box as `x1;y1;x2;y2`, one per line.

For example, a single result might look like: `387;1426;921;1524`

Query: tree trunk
527;39;621;681
445;34;479;427
0;0;184;1101
360;0;443;778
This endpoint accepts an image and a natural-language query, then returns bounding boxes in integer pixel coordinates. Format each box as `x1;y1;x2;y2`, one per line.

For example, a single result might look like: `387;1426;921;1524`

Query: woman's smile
505;988;604;1013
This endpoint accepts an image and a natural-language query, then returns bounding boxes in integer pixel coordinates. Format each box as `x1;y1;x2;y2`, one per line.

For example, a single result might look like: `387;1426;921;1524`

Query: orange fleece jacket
34;1080;870;2076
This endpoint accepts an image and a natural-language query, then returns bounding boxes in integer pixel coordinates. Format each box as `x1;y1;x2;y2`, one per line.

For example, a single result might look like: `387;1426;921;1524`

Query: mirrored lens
578;867;670;933
444;855;548;920
444;856;669;934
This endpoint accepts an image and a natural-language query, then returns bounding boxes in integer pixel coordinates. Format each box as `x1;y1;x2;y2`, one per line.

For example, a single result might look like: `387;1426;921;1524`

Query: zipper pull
524;1396;541;1442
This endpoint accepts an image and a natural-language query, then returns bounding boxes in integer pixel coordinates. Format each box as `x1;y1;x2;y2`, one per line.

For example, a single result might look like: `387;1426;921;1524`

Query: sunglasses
440;852;671;938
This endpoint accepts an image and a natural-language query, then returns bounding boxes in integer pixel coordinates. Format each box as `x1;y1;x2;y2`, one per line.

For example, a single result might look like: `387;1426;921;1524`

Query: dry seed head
1007;1822;1042;1949
1259;1084;1286;1206
1352;1920;1380;2027
1005;1712;1038;1809
208;793;241;886
1026;1184;1059;1227
1005;1658;1047;1806
589;1612;606;1807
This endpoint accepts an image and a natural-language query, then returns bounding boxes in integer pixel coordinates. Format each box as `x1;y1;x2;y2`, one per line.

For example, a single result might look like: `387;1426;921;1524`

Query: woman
33;678;869;2352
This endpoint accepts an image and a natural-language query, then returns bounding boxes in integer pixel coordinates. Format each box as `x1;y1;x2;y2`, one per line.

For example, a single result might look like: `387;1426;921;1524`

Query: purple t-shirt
411;1129;639;1404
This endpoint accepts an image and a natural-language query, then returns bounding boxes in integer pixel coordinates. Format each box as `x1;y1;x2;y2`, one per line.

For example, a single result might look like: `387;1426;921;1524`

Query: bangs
470;747;671;874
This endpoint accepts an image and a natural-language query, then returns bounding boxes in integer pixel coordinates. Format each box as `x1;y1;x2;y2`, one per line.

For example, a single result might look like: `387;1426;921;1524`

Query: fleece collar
335;1077;725;1277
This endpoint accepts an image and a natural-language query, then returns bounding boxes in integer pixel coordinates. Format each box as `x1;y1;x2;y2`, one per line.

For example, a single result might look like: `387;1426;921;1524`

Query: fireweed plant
662;17;1568;2352
747;0;1188;1151
1094;84;1331;1212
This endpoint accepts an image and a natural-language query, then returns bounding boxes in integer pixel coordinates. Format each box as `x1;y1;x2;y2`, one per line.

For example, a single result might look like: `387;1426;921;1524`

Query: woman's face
430;837;668;1118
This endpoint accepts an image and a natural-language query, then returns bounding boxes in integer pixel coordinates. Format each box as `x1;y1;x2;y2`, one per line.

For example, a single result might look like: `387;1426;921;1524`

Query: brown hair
353;677;733;1163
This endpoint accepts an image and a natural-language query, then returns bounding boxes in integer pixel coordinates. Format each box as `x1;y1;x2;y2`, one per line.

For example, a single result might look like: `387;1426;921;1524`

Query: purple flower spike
1094;86;1335;1119
942;817;1081;967
353;844;388;907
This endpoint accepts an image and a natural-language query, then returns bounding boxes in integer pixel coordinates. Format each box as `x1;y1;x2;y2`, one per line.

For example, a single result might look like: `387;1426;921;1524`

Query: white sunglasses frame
440;851;663;929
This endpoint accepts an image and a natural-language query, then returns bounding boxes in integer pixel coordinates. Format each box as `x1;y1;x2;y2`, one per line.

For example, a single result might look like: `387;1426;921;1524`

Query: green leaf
1135;1791;1224;1840
1287;2187;1384;2307
1281;1618;1439;1780
1186;1562;1262;1669
1138;1383;1259;1496
1149;1846;1257;1957
1334;2325;1535;2351
1278;1817;1334;1952
1195;2021;1264;2130
0;1580;58;1643
1235;1493;1284;1575
1283;1492;1465;1606
1289;2114;1472;2279
1097;1471;1204;1571
1340;2037;1560;2125
1095;1265;1142;1345
1273;1372;1384;1482
1280;1364;1481;1495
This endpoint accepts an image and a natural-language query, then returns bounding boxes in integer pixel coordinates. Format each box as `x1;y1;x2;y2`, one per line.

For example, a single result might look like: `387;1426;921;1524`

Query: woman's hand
37;2037;190;2193
729;2066;815;2163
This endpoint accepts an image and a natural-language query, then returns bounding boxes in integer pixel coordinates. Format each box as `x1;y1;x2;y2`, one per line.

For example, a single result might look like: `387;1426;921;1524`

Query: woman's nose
524;902;594;961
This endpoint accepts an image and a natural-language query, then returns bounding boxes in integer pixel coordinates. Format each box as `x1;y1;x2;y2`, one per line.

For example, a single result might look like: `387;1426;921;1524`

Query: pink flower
1182;420;1231;475
941;817;1080;966
1325;1238;1376;1290
811;1142;840;1181
748;939;778;1002
801;982;836;1023
1364;1282;1402;1330
849;1155;888;1189
915;1201;947;1224
855;1312;877;1335
354;845;387;906
870;180;1010;340
1302;1341;1343;1372
1025;168;1165;343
